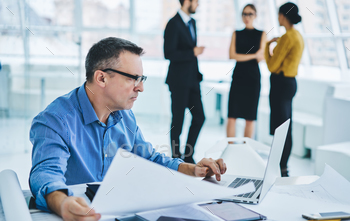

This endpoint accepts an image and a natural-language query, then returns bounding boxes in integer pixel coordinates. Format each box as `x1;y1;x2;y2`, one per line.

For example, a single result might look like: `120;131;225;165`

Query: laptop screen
259;119;290;202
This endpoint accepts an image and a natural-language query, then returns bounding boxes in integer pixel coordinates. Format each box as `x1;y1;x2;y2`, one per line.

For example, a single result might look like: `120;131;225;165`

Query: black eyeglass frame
242;12;255;17
102;68;147;86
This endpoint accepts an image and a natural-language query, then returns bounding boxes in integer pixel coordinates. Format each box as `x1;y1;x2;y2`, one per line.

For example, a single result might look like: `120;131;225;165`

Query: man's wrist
46;190;68;216
178;162;196;176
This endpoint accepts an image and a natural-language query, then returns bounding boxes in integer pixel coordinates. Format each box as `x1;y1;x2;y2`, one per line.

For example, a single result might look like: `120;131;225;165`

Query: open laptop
204;119;290;204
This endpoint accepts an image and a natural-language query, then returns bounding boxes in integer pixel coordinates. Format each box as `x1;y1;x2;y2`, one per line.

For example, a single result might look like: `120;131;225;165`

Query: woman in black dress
227;4;266;139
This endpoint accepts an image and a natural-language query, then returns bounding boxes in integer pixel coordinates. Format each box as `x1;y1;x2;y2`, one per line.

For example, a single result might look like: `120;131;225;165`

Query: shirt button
105;154;107;158
98;122;101;125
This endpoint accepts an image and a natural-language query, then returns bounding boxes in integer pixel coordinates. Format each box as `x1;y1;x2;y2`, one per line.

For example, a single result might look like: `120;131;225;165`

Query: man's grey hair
85;37;144;83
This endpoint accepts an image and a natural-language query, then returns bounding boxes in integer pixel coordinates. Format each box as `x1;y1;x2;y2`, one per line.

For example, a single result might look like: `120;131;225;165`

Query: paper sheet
271;164;350;204
0;170;32;221
91;148;255;216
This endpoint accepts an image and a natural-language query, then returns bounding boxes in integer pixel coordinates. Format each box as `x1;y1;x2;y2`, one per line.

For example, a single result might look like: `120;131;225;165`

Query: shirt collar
78;82;123;126
78;82;100;125
178;9;192;24
106;111;122;129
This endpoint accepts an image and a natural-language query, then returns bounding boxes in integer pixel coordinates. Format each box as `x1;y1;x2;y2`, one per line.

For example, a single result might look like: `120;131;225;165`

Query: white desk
30;176;347;221
242;175;350;221
1;175;349;221
204;139;350;221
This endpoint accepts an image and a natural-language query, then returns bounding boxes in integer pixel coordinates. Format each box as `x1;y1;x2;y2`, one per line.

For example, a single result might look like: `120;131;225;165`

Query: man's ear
94;70;107;88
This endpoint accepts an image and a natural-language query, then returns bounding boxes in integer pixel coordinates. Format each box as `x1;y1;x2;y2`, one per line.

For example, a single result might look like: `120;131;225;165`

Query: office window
275;0;291;7
344;39;350;68
298;0;332;34
307;39;339;67
335;0;350;33
0;30;24;56
131;0;236;60
252;0;274;35
298;0;339;67
28;31;79;63
135;0;163;32
194;0;235;34
316;0;325;6
81;31;131;57
136;34;164;59
0;0;22;27
0;1;23;56
315;11;325;20
26;0;74;26
82;0;130;28
193;0;236;60
162;0;179;29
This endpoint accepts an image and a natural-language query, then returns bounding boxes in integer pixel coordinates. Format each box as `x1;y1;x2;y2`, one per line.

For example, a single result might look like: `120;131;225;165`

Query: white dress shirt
178;9;195;41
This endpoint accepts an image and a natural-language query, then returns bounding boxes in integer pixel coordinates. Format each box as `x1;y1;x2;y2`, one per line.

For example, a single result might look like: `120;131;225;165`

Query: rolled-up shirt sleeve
132;126;184;171
29;112;73;212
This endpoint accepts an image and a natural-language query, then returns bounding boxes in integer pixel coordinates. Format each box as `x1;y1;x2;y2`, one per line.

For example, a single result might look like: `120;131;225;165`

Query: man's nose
135;81;144;92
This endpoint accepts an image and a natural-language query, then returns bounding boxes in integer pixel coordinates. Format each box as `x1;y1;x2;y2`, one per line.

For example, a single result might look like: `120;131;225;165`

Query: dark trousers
169;83;205;162
269;73;297;170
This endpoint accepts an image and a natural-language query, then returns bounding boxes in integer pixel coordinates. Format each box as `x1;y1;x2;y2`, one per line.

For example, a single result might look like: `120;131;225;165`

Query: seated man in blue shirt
29;37;227;221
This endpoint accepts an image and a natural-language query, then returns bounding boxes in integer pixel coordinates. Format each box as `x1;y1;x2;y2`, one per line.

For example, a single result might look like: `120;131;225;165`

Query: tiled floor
0;115;314;191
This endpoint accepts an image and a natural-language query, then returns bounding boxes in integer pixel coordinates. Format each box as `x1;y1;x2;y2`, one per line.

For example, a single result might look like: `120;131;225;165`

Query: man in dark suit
164;0;205;164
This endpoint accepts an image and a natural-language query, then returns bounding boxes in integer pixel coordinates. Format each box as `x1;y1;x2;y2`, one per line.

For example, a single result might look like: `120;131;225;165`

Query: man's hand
195;158;227;181
47;191;101;221
194;46;205;56
60;197;101;221
178;158;227;181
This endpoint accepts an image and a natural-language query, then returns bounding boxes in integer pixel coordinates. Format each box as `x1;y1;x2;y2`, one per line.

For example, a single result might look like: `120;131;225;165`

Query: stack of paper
271;165;350;204
91;149;254;216
243;165;350;221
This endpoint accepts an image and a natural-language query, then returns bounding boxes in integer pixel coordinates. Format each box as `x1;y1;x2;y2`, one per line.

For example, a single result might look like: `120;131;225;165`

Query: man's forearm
46;190;68;216
177;163;196;176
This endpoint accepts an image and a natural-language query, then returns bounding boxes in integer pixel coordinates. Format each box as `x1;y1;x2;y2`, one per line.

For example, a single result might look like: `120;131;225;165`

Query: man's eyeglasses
102;68;147;87
242;13;255;18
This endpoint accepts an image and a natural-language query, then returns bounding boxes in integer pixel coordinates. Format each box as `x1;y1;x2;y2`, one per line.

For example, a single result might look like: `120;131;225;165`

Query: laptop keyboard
228;178;263;198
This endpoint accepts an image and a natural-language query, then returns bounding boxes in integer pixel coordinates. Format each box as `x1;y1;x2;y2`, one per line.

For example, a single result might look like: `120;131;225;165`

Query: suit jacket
164;13;203;89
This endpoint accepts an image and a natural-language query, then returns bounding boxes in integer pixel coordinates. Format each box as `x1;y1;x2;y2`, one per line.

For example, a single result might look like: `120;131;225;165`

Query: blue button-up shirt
29;83;183;212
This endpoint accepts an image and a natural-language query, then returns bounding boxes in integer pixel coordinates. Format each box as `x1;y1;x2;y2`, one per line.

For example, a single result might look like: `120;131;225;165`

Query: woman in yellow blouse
265;2;304;177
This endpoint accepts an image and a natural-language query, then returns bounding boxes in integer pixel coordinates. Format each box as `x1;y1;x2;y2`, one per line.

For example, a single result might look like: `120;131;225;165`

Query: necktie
188;19;195;42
